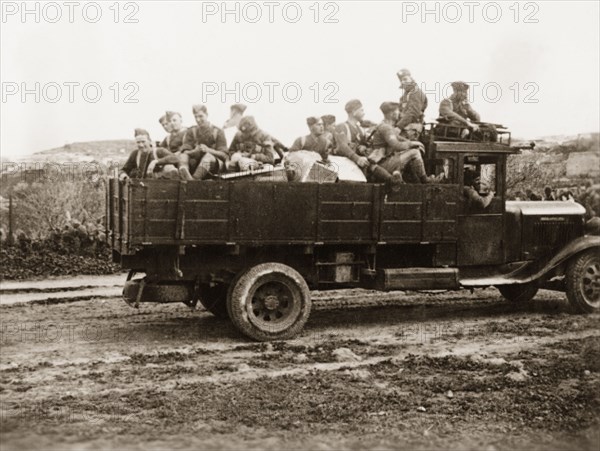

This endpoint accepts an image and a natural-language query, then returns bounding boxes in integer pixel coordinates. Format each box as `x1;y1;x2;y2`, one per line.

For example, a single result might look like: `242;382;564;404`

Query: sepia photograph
1;1;599;450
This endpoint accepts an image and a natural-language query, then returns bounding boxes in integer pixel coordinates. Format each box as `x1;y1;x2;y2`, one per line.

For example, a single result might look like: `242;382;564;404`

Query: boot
179;167;193;181
192;165;210;180
369;164;403;187
406;158;433;184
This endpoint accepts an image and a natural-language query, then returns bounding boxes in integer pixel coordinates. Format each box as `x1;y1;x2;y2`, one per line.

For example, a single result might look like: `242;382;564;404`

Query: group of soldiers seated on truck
119;68;496;186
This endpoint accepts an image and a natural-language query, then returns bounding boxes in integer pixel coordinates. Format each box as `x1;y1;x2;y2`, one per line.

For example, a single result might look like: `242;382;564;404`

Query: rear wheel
197;284;229;318
566;249;600;313
227;263;311;341
498;282;539;303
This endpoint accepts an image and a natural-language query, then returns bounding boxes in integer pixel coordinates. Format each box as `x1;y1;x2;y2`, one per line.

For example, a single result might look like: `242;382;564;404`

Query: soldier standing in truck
396;68;428;139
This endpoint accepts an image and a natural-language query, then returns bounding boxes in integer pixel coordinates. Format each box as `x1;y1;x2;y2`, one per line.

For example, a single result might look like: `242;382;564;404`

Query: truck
106;126;600;341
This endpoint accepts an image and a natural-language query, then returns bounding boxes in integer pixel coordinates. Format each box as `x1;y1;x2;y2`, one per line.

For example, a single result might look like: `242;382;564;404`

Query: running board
375;268;459;291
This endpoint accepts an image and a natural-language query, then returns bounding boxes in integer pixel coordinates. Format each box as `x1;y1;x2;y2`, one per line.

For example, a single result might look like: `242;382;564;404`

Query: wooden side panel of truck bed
108;179;460;252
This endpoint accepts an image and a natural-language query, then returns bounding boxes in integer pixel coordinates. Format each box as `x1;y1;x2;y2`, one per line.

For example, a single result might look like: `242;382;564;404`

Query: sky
1;0;599;159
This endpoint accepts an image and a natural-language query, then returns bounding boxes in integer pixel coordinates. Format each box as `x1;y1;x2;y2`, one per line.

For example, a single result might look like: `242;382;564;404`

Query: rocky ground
0;284;598;450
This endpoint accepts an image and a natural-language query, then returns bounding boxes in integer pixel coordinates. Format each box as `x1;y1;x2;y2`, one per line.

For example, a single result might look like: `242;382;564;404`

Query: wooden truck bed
107;179;460;255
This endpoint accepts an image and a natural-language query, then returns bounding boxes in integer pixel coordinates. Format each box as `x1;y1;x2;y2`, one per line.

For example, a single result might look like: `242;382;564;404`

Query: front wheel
497;282;538;303
566;249;600;313
227;263;311;341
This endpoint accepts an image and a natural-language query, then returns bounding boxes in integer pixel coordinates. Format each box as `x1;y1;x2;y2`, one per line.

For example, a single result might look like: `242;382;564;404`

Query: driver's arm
464;186;494;208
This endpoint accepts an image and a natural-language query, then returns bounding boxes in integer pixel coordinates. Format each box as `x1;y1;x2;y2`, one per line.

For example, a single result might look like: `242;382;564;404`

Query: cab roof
433;141;520;154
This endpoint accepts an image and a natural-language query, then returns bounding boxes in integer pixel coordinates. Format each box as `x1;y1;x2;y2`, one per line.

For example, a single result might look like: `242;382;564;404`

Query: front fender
460;235;600;287
534;235;600;278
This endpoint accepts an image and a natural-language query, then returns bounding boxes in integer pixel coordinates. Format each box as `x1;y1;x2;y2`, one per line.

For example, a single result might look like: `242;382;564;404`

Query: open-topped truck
106;126;600;341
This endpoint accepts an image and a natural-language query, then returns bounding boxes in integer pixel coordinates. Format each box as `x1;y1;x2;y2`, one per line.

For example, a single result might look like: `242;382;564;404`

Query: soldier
228;116;276;171
164;110;188;153
289;116;334;160
178;104;228;180
370;102;432;184
396;69;428;139
223;103;247;147
322;115;336;137
333;99;370;170
464;167;494;209
223;103;247;129
438;81;481;138
158;114;173;149
119;129;173;180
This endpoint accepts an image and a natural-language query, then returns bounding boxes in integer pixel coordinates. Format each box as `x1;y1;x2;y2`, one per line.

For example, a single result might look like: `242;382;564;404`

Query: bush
4;178;106;240
0;218;120;280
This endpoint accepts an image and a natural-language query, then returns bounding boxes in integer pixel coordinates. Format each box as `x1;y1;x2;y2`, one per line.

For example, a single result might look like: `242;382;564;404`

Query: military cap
158;114;168;124
344;99;363;114
165;111;181;120
379;101;400;114
451;81;470;91
192;104;208;115
230;103;247;114
396;68;412;80
306;116;322;127
321;114;336;126
238;116;257;133
134;128;151;139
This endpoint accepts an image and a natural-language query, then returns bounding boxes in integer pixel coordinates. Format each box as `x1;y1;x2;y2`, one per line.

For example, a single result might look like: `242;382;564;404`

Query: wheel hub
249;280;298;328
583;262;600;302
263;295;280;310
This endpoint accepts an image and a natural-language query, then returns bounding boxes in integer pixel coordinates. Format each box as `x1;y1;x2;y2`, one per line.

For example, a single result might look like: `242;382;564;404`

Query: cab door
457;154;505;266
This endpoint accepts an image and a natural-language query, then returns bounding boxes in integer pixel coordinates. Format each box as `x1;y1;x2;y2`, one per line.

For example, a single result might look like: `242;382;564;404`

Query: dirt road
1;286;598;450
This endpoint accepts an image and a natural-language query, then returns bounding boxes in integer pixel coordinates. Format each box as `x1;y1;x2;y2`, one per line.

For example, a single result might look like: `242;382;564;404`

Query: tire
566;249;600;313
497;282;539;303
227;263;311;341
197;284;229;318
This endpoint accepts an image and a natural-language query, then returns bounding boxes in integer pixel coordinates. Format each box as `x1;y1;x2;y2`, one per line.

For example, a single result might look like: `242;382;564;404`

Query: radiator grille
532;220;576;248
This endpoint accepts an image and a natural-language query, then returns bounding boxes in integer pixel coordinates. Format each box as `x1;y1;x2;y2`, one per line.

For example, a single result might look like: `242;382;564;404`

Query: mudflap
123;278;194;306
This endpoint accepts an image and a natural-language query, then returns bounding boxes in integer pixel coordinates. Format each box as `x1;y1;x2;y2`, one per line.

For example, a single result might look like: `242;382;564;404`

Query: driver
463;167;495;209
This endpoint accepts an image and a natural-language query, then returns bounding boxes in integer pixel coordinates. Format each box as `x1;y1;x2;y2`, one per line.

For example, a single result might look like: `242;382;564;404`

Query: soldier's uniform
370;102;430;184
290;116;334;158
438;82;499;142
370;121;413;174
289;134;333;154
162;111;188;153
321;114;337;145
158;114;172;149
121;129;172;179
181;122;228;177
228;116;275;171
438;81;480;124
439;94;480;123
335;119;366;147
396;69;428;134
332;100;369;167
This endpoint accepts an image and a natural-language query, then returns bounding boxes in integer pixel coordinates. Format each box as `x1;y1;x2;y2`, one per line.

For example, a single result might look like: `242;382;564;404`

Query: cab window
463;155;498;193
